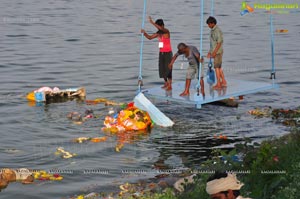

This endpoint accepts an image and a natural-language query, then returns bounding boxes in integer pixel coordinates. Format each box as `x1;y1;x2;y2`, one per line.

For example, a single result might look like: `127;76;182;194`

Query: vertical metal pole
270;0;276;80
138;0;147;92
196;0;204;109
197;0;204;87
211;0;214;16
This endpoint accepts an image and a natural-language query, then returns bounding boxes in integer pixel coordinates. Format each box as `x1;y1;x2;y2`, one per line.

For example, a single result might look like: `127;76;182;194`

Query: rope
196;0;204;94
138;0;147;92
269;0;276;79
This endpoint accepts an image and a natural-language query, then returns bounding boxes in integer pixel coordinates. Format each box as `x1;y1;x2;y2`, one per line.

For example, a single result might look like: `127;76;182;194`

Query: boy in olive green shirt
206;16;227;89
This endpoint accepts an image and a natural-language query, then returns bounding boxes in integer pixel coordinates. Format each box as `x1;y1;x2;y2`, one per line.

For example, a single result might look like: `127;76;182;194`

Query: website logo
241;1;299;16
253;3;298;10
240;1;254;16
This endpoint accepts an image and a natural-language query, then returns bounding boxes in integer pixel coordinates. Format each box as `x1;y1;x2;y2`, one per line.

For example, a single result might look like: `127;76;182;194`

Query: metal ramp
143;78;279;109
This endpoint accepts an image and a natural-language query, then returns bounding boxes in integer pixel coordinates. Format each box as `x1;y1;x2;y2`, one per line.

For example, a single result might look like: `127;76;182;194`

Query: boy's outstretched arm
168;54;179;69
141;29;158;40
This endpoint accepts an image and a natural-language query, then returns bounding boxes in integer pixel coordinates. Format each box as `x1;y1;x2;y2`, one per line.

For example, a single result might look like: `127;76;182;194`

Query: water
0;0;299;198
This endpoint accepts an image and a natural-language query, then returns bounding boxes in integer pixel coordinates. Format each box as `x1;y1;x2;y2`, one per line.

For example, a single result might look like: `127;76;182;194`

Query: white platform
142;78;279;108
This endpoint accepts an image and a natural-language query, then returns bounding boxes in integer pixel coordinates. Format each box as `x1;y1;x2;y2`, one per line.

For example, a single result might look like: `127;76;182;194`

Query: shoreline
72;107;300;199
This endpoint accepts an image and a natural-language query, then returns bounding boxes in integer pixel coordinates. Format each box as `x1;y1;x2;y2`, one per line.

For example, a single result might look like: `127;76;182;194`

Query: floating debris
271;108;300;127
26;87;86;103
275;29;288;33
249;107;300;127
90;137;107;143
55;147;76;159
1;148;22;154
86;98;125;106
73;137;107;143
0;168;34;191
213;134;228;140
33;170;63;181
73;137;90;143
67;172;187;199
75;192;99;199
102;105;152;134
271;108;300;119
115;143;124;153
248;107;272;118
67;109;94;125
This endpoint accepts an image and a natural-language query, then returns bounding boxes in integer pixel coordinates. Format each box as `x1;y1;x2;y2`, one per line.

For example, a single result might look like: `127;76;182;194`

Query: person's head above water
155;19;164;27
206;171;244;199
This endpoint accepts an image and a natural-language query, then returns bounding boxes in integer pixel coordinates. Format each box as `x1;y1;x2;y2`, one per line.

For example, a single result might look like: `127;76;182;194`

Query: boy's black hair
155;19;165;34
206;16;217;24
177;42;187;50
177;43;188;54
155;19;164;26
207;171;240;197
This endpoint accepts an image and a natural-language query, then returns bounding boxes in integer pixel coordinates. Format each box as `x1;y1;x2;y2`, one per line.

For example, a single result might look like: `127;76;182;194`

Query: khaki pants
214;52;223;68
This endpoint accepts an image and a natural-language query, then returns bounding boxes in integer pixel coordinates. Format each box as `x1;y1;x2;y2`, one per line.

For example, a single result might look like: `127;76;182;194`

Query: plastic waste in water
108;107;115;115
34;92;45;102
134;93;174;127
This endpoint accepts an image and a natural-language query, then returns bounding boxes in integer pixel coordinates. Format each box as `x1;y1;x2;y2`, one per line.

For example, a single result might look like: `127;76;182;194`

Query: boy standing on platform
206;16;227;89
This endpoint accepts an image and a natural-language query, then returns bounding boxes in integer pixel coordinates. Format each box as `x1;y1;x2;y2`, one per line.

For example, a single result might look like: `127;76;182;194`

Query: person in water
141;16;173;90
207;16;227;90
168;43;204;96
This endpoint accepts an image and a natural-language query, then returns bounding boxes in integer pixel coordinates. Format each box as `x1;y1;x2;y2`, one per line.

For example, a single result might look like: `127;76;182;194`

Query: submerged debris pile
248;106;300;127
271;108;300;127
33;170;63;181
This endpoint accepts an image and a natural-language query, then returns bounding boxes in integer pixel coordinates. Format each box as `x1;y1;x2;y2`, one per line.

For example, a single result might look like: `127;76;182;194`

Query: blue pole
270;0;275;79
138;0;147;92
197;0;204;91
211;0;214;16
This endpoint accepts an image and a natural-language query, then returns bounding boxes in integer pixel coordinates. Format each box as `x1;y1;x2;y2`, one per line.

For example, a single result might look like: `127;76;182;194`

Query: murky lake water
0;0;299;198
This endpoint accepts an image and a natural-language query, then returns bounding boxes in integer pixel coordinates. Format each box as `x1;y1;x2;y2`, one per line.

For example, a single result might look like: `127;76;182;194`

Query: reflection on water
105;130;151;153
208;83;227;98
